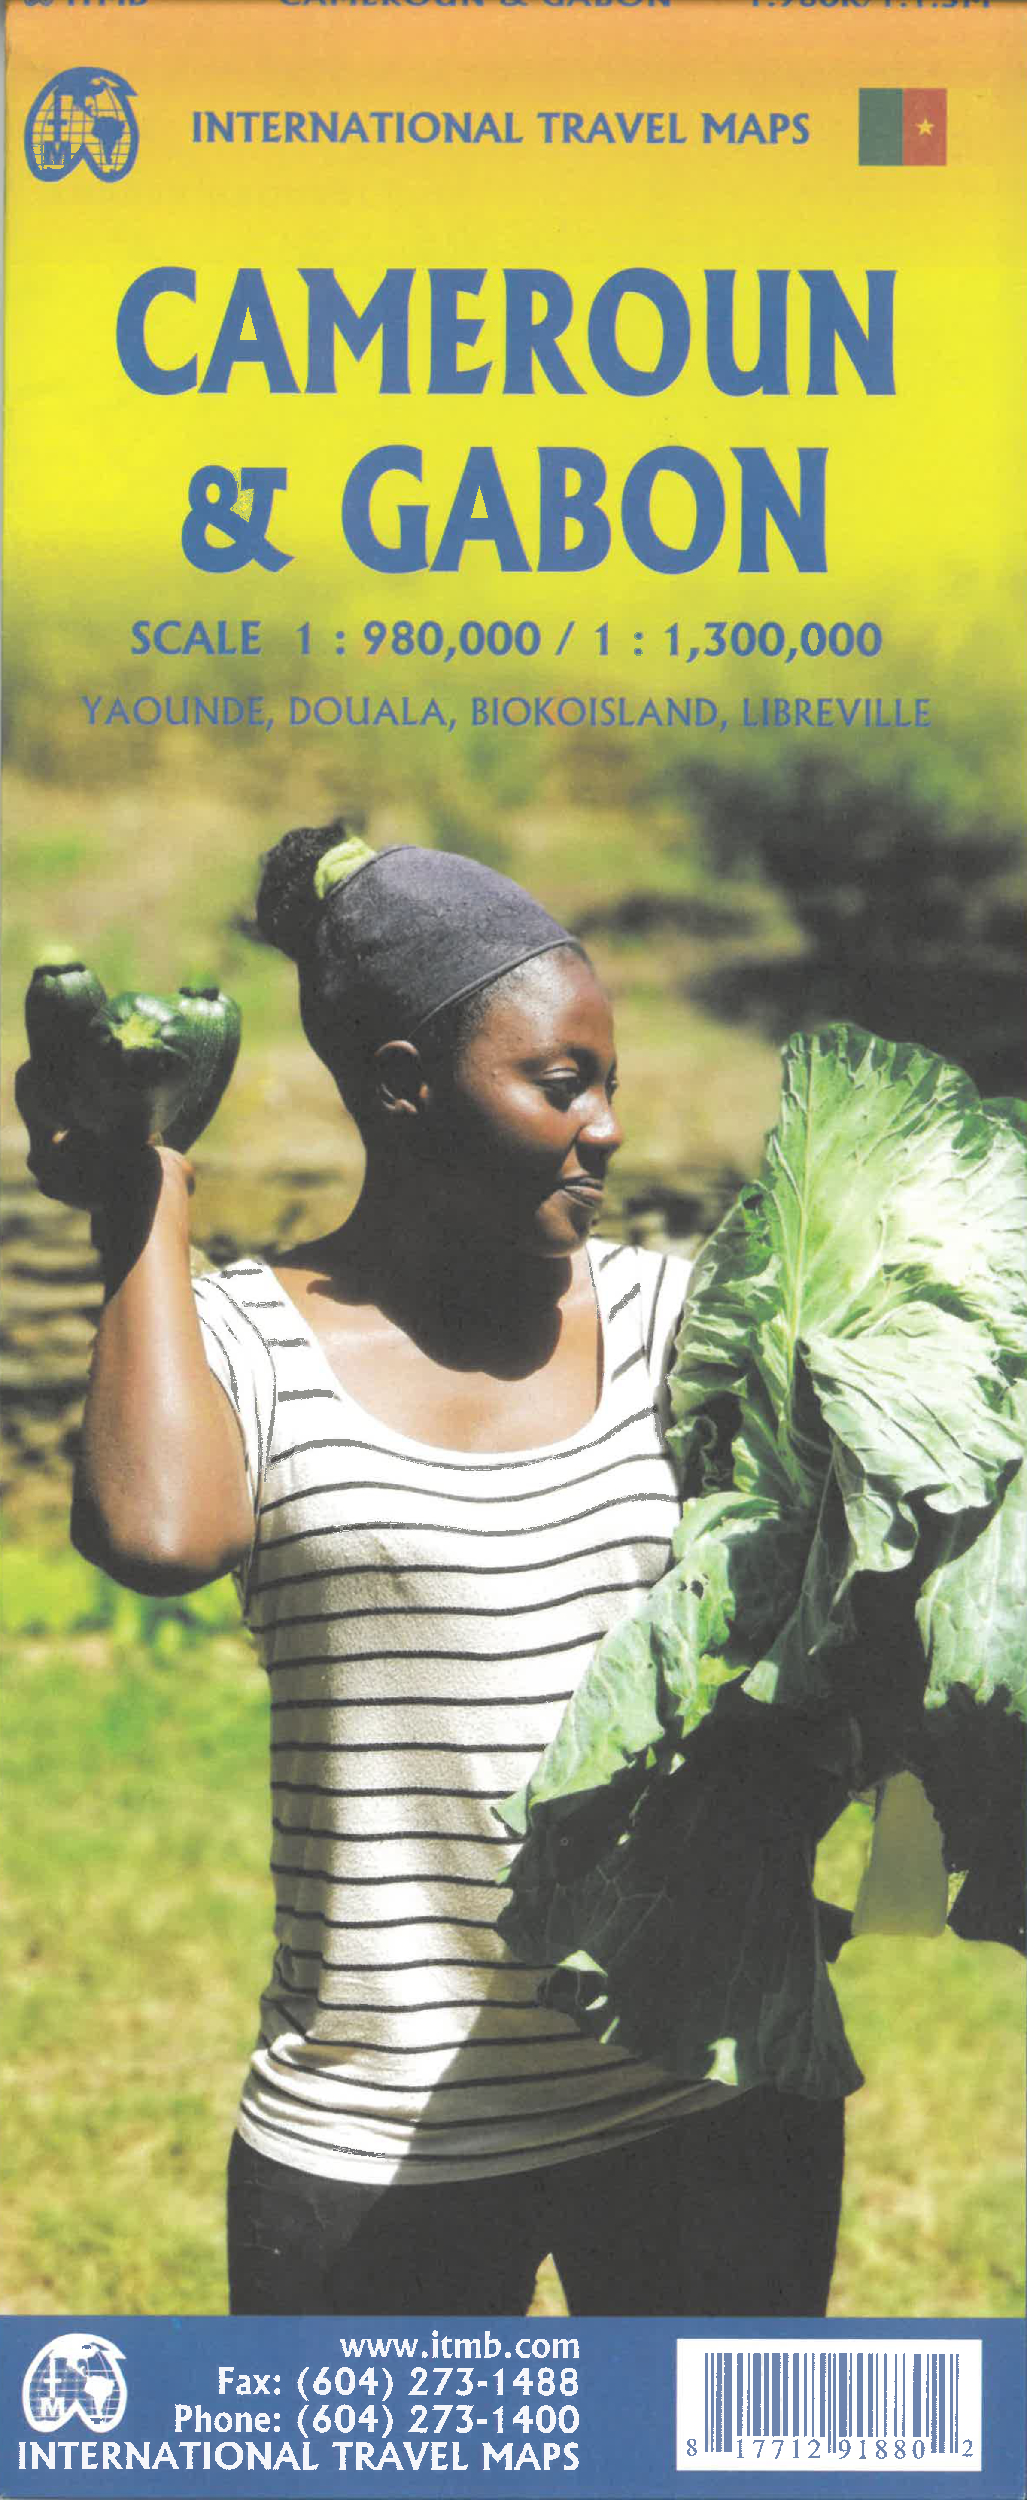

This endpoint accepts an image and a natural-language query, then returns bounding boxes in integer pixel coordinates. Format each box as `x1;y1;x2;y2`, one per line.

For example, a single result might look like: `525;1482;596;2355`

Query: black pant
227;2088;844;2317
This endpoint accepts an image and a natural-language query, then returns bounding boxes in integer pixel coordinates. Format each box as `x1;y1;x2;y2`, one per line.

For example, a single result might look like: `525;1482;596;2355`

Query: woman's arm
68;1143;255;1595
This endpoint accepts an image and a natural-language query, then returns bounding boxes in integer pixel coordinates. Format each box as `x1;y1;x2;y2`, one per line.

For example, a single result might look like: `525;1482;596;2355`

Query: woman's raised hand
16;1057;195;1246
16;1058;196;1203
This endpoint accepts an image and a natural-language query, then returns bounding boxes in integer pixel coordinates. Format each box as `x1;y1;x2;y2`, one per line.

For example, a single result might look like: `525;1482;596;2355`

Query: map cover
2;3;1024;2496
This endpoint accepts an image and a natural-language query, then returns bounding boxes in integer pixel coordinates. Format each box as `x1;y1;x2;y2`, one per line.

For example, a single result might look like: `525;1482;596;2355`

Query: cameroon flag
859;88;947;167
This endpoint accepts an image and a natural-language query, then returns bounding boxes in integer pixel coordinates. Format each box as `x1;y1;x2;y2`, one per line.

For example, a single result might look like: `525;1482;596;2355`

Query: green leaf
909;1379;1027;1948
500;1719;862;2098
501;1026;1027;2092
916;1381;1027;1713
500;1493;805;1832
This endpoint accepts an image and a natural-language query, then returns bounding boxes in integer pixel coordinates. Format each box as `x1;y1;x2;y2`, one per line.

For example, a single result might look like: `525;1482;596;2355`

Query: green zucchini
67;993;196;1141
163;986;242;1151
25;957;242;1148
24;956;109;1127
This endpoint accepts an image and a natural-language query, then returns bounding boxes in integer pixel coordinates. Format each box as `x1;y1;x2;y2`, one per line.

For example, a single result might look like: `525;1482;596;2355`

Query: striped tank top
193;1238;738;2183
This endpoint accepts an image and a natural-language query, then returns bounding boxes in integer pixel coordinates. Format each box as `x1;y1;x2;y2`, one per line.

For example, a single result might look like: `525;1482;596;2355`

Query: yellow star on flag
917;117;934;136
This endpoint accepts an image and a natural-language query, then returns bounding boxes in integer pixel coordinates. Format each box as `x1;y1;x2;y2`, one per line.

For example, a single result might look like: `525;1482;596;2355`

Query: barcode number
676;2338;982;2472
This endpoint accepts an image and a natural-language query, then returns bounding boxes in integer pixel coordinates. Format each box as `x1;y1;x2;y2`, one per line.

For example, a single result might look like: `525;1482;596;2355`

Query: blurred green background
2;695;1024;2316
5;665;1026;1188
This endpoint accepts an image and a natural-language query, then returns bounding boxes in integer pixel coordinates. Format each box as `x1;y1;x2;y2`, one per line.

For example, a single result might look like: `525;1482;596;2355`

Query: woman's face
421;949;623;1256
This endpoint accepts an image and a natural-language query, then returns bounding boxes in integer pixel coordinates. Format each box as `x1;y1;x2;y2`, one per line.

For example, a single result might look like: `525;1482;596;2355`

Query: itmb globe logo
25;69;139;185
22;2335;128;2434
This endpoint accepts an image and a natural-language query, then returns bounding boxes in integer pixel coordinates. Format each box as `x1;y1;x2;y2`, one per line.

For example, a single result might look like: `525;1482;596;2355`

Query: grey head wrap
298;840;578;1062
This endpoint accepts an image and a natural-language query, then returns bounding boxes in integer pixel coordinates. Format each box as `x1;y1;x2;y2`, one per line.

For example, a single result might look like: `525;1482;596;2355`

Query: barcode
676;2339;982;2472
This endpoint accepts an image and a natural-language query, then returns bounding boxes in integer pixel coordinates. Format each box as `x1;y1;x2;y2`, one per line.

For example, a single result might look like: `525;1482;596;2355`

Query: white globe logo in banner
22;2335;128;2434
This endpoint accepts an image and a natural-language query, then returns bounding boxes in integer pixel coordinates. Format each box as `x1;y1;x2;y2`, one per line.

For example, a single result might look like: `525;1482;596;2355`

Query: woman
30;823;844;2317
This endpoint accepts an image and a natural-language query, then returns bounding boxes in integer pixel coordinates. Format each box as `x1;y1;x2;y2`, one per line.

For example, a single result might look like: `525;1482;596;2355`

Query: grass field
2;1548;1022;2320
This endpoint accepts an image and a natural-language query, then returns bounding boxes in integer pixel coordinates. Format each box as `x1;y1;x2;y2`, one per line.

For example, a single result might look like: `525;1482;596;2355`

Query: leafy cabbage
498;1027;1026;2097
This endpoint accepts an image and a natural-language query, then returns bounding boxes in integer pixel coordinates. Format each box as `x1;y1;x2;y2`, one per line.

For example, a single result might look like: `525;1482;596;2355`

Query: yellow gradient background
5;0;1026;688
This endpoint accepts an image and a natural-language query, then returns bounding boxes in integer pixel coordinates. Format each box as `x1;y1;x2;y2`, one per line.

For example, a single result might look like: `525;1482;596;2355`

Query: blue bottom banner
0;2318;1023;2500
